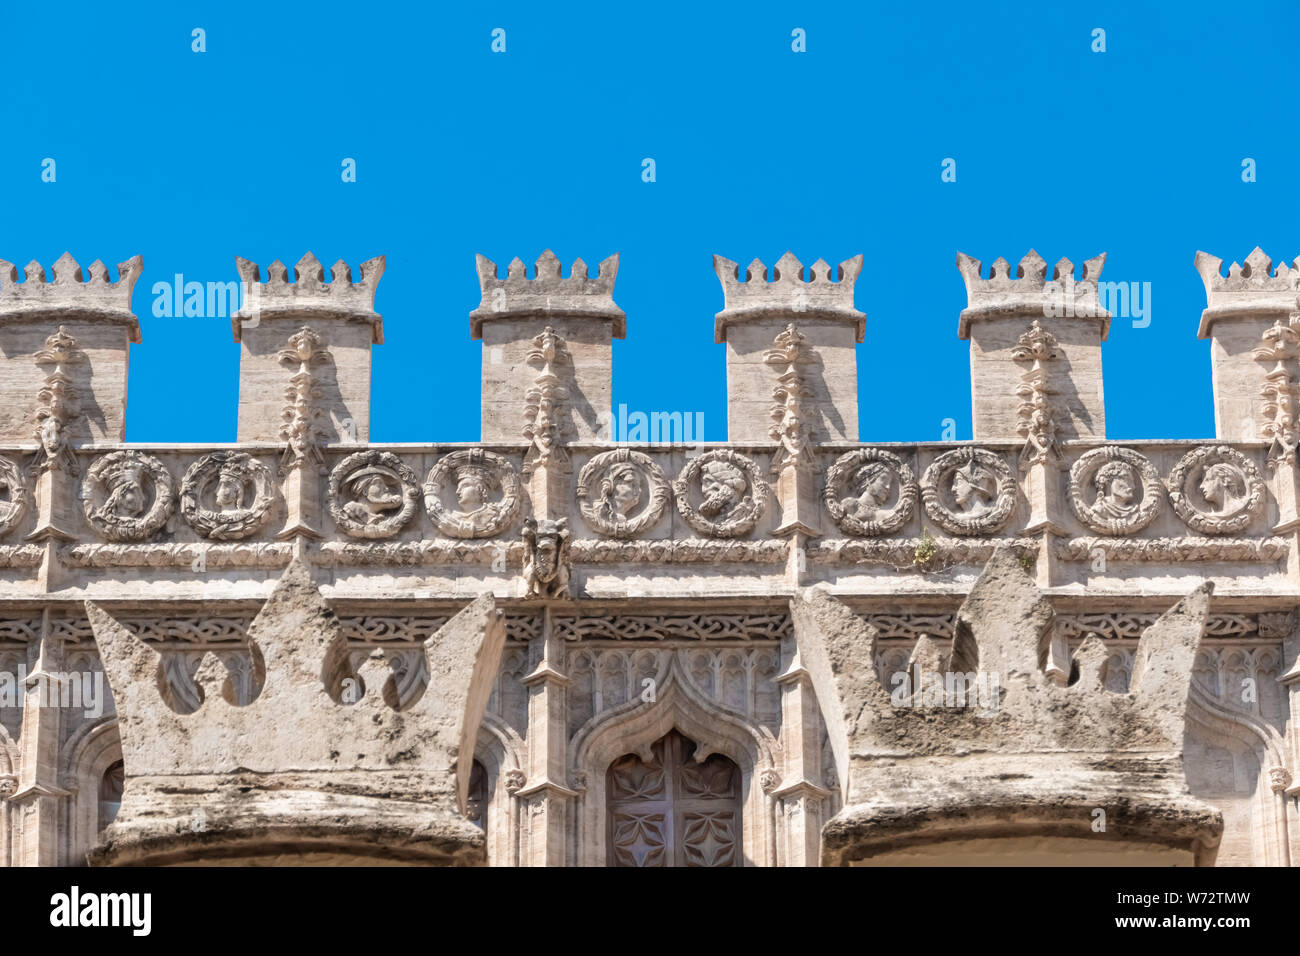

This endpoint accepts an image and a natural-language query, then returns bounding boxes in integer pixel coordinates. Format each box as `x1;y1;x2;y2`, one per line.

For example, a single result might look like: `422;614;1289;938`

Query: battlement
1195;247;1300;337
470;250;624;339
957;250;1110;339
233;252;385;343
712;252;865;343
0;253;143;340
1;239;1299;870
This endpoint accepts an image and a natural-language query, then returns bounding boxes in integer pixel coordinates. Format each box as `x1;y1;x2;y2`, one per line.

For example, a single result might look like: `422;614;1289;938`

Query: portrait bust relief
329;450;421;539
180;451;275;540
423;449;520;539
1168;445;1264;535
824;448;917;537
1068;447;1163;536
672;449;768;539
920;447;1016;536
577;449;670;539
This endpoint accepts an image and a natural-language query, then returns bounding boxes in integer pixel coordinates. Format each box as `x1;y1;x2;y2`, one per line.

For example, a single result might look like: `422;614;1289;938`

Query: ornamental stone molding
576;448;670;539
1;244;1300;869
81;450;176;542
1067;446;1164;535
1167;445;1266;536
180;452;276;541
423;449;521;539
823;448;918;537
672;449;769;539
920;447;1017;536
328;450;420;539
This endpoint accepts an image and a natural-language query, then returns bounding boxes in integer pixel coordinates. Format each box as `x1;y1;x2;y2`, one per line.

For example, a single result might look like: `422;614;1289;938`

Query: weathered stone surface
0;245;1294;869
84;559;505;865
796;547;1224;866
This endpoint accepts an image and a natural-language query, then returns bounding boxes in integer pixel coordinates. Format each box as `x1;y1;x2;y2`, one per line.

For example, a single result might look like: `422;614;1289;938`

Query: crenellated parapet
957;250;1110;444
2;241;1299;869
0;253;143;444
472;251;623;446
233;252;385;446
1195;248;1300;446
713;252;864;444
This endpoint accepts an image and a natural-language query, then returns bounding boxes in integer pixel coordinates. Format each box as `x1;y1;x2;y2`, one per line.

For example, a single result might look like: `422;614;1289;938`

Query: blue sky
3;0;1297;443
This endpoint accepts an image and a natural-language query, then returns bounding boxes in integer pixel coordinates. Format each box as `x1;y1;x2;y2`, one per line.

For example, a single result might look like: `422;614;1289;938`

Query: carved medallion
823;448;917;537
920;447;1016;536
1168;445;1265;535
180;452;275;541
82;451;176;542
0;457;28;539
576;449;671;538
672;450;769;539
328;450;420;539
1067;447;1163;536
423;449;520;539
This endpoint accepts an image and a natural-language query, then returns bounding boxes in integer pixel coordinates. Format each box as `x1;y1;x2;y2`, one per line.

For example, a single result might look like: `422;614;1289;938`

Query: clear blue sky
3;1;1297;443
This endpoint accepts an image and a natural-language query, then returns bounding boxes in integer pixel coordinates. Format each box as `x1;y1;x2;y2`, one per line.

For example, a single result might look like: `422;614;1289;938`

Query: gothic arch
475;711;525;866
0;723;15;776
1187;684;1290;865
60;717;122;866
571;657;778;866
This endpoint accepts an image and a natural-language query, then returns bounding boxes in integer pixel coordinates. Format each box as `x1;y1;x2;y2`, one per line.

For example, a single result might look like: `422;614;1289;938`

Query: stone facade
0;247;1298;866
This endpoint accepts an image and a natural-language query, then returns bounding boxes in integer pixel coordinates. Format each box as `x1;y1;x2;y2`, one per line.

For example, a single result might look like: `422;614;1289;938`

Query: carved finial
522;327;574;476
276;327;331;468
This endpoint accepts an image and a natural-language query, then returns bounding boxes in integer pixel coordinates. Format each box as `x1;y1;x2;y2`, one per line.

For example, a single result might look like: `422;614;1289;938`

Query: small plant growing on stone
1018;551;1036;573
914;530;937;568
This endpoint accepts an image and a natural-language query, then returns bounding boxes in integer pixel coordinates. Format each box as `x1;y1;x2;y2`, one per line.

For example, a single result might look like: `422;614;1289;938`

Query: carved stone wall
0;243;1298;867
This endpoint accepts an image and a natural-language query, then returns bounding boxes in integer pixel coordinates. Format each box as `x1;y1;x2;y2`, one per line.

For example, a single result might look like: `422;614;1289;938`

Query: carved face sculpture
455;467;492;513
1093;461;1138;517
528;521;568;584
38;416;62;456
104;466;146;518
1199;462;1246;514
600;463;642;520
844;462;892;518
215;468;245;511
344;470;402;523
699;460;747;519
951;462;996;516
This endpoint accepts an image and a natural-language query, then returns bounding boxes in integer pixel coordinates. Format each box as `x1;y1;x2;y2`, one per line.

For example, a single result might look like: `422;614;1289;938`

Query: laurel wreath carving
919;447;1017;536
180;452;275;541
823;448;917;537
1167;445;1265;536
82;450;176;542
0;456;29;539
576;449;671;538
672;449;769;539
422;449;521;539
328;450;421;539
1067;446;1163;536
